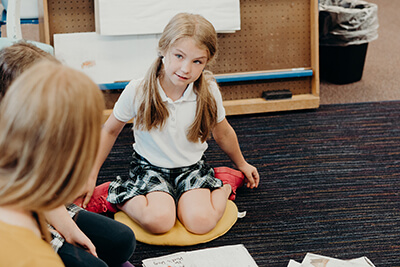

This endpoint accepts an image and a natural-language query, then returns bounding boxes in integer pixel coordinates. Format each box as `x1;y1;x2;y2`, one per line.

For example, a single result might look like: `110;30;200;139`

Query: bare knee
121;193;176;234
141;210;176;234
181;211;218;235
178;189;226;234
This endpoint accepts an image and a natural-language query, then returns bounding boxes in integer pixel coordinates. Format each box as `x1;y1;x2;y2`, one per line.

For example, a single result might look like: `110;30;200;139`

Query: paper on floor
142;244;258;267
288;253;375;267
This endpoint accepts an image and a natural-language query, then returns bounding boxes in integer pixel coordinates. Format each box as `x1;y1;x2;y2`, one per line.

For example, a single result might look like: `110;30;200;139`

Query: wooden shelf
224;94;319;115
102;94;319;123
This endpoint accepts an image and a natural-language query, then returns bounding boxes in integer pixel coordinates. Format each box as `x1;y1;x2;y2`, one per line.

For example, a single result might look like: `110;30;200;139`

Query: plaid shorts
107;151;223;204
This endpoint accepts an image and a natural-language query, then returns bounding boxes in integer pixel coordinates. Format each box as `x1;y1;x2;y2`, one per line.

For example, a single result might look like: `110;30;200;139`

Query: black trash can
319;0;379;84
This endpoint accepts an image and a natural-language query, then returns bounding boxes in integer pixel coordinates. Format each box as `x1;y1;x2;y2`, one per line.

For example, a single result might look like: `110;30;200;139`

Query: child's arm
44;206;97;257
212;118;260;188
80;113;127;208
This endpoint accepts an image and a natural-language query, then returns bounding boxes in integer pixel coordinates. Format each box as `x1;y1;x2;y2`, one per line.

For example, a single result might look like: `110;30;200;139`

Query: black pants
57;210;136;267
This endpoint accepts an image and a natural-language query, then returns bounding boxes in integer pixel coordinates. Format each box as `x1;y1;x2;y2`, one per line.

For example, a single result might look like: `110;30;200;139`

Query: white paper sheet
142;244;258;267
54;32;160;84
94;0;240;36
287;260;302;267
299;253;376;267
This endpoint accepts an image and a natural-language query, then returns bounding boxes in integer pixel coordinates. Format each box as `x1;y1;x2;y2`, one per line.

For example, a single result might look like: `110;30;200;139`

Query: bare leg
177;185;231;235
119;191;176;234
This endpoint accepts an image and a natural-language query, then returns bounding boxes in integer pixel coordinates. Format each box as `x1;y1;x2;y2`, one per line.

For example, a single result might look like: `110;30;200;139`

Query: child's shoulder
202;71;217;86
122;78;145;96
204;76;220;95
126;78;145;89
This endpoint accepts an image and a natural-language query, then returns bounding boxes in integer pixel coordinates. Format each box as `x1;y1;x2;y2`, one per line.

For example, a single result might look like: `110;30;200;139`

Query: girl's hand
238;163;260;189
212;119;260;189
44;206;97;257
63;226;97;257
76;113;127;208
73;171;97;209
81;175;97;209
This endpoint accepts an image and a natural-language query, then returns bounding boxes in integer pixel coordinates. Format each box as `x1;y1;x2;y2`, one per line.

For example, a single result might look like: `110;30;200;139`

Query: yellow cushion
114;200;238;246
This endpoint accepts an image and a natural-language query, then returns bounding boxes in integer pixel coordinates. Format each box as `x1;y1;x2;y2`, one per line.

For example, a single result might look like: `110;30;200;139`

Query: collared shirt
113;78;226;168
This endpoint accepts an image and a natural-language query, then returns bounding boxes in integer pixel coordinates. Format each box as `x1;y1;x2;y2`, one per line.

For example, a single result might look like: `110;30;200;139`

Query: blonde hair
0;42;58;101
135;13;219;143
0;61;104;211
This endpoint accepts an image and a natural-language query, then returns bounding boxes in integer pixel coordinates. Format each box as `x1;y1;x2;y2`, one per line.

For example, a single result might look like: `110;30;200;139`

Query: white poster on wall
94;0;240;36
54;32;160;84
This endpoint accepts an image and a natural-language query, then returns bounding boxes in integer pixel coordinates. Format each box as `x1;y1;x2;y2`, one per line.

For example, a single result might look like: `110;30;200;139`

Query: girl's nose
181;61;191;73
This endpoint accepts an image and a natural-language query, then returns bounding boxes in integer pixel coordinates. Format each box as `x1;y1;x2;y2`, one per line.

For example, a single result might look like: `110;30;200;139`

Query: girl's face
161;37;208;93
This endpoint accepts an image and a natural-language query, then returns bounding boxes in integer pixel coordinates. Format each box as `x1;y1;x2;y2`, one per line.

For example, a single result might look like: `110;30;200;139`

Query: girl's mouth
176;73;188;80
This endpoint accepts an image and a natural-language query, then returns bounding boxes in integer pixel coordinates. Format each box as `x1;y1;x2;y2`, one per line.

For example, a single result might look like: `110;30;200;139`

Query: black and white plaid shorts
107;151;223;204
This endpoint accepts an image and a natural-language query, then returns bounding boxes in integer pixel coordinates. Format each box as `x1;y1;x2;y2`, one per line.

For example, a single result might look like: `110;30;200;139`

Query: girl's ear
158;52;165;64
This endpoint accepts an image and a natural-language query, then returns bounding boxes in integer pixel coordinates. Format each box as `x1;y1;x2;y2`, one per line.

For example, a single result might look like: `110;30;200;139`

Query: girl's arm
44;206;97;257
212;118;260;188
80;113;127;208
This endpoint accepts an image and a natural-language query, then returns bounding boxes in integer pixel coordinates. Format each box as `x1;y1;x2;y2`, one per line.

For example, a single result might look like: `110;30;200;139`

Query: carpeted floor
98;100;400;267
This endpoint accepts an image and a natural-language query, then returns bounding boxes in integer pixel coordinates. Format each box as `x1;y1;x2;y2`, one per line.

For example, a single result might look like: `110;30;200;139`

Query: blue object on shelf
0;9;39;36
1;10;39;24
98;68;313;91
0;0;53;54
99;82;129;90
0;10;39;36
214;69;313;83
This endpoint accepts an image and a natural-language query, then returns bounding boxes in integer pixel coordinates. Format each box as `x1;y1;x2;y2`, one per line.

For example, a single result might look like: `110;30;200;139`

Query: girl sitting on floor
82;13;260;235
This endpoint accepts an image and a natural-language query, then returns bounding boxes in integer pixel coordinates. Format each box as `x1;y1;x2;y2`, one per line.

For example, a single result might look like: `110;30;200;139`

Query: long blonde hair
0;61;104;211
135;13;219;143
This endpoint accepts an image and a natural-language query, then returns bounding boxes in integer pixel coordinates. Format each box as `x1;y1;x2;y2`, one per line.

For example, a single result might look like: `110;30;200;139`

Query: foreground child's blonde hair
0;42;59;101
0;61;105;211
135;13;219;143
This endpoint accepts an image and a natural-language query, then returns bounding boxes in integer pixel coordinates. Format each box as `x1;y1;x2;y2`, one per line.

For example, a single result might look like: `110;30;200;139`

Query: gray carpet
98;101;400;267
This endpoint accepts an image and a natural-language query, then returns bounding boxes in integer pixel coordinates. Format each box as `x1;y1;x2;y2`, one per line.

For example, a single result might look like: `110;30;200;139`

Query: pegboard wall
43;0;95;44
211;0;315;100
212;0;311;73
40;0;319;115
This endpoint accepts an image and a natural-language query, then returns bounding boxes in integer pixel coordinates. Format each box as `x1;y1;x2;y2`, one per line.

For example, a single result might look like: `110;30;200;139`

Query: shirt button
171;106;175;110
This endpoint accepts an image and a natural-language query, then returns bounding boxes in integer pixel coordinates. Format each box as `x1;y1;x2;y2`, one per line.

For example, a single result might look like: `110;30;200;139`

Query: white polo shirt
113;78;226;168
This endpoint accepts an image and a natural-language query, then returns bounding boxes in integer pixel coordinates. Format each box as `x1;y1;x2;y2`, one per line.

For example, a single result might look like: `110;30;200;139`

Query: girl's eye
175;54;183;59
194;60;204;65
